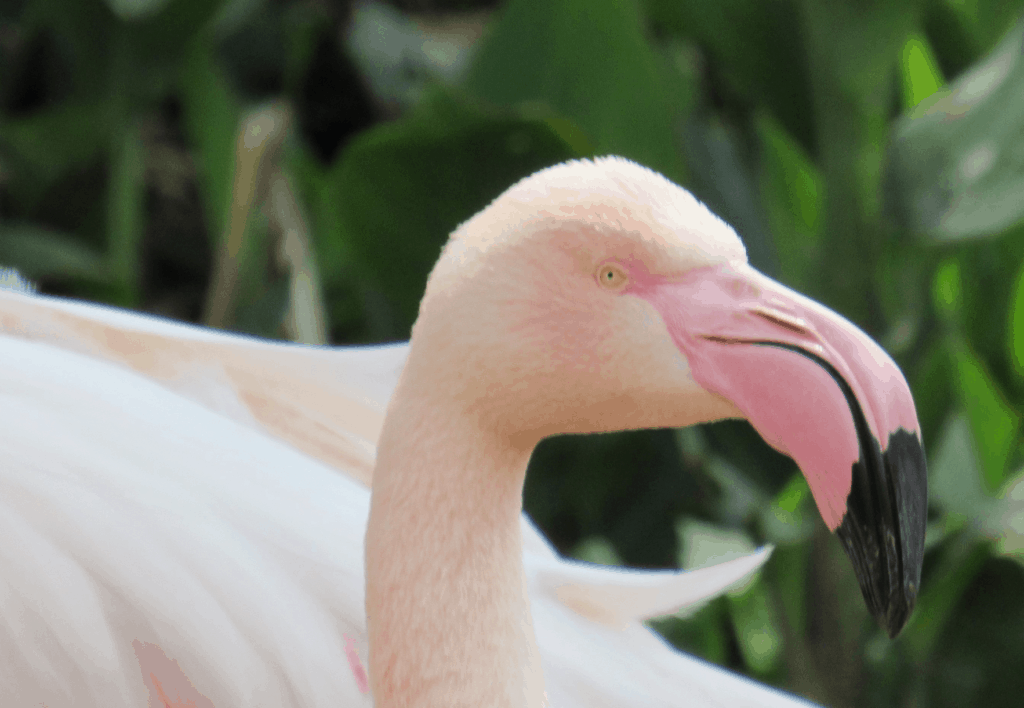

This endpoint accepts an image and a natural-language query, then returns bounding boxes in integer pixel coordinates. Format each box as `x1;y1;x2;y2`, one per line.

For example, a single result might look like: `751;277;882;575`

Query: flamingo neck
365;389;546;707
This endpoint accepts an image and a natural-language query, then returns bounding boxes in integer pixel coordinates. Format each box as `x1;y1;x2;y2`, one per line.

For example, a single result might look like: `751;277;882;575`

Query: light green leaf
761;473;814;546
933;257;964;318
930;413;991;524
676;517;756;574
571;536;624;567
728;578;783;675
886;18;1024;239
990;466;1024;558
900;33;945;109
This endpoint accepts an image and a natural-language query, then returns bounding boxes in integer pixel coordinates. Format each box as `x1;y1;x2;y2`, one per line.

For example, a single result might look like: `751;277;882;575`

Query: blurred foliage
2;0;1024;705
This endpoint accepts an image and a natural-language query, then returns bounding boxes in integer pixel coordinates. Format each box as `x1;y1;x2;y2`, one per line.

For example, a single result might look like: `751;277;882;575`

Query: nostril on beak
750;305;813;336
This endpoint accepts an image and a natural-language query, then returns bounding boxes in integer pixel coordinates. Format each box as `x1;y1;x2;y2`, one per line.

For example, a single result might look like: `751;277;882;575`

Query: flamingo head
407;156;927;638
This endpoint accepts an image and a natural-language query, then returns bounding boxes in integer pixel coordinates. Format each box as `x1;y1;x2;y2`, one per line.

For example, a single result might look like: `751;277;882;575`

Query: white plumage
0;286;811;707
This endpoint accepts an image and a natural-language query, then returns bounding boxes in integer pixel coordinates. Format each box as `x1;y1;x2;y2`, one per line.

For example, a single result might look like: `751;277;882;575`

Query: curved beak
636;262;928;638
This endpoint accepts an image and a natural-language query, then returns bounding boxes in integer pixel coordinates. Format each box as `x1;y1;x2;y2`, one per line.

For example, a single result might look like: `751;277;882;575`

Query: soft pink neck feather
365;384;546;707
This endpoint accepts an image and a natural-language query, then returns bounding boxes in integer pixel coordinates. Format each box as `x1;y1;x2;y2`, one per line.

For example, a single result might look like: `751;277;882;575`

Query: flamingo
0;156;926;707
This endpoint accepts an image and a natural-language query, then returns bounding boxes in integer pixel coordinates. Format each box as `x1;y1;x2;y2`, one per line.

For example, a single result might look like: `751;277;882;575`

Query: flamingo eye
596;263;629;290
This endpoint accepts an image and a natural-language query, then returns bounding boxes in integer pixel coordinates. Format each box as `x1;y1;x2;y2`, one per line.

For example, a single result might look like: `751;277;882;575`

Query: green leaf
908;335;956;445
105;121;146;303
571;536;623;566
676;517;756;572
644;0;815;157
105;0;171;20
923;554;1024;708
649;599;730;667
464;0;688;182
930;413;991;523
885;18;1024;239
800;0;917;324
1009;262;1024;378
0;102;113;204
902;533;990;663
933;257;964;318
126;0;228;67
728;578;783;676
179;34;242;240
900;33;946;109
761;474;814;546
924;0;1024;78
681;113;778;277
327;90;578;336
947;339;1020;491
756;112;824;289
992;467;1024;558
0;225;108;281
766;544;809;639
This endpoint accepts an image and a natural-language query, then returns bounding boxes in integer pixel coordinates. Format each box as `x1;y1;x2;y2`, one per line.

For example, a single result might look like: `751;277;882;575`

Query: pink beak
634;262;928;638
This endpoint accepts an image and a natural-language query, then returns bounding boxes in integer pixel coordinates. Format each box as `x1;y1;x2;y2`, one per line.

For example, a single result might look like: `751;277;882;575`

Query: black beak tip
880;579;917;639
836;429;928;641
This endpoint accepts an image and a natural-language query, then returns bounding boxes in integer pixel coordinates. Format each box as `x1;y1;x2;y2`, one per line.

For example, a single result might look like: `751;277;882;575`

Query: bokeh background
2;0;1024;705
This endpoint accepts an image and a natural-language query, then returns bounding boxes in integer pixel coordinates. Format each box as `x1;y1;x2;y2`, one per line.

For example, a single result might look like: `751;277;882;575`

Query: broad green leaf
464;0;687;182
885;18;1024;239
326;89;578;335
756;112;823;289
645;0;815;157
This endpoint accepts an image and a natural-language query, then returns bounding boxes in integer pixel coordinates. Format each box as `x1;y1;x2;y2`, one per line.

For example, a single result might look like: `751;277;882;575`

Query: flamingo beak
635;262;928;638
